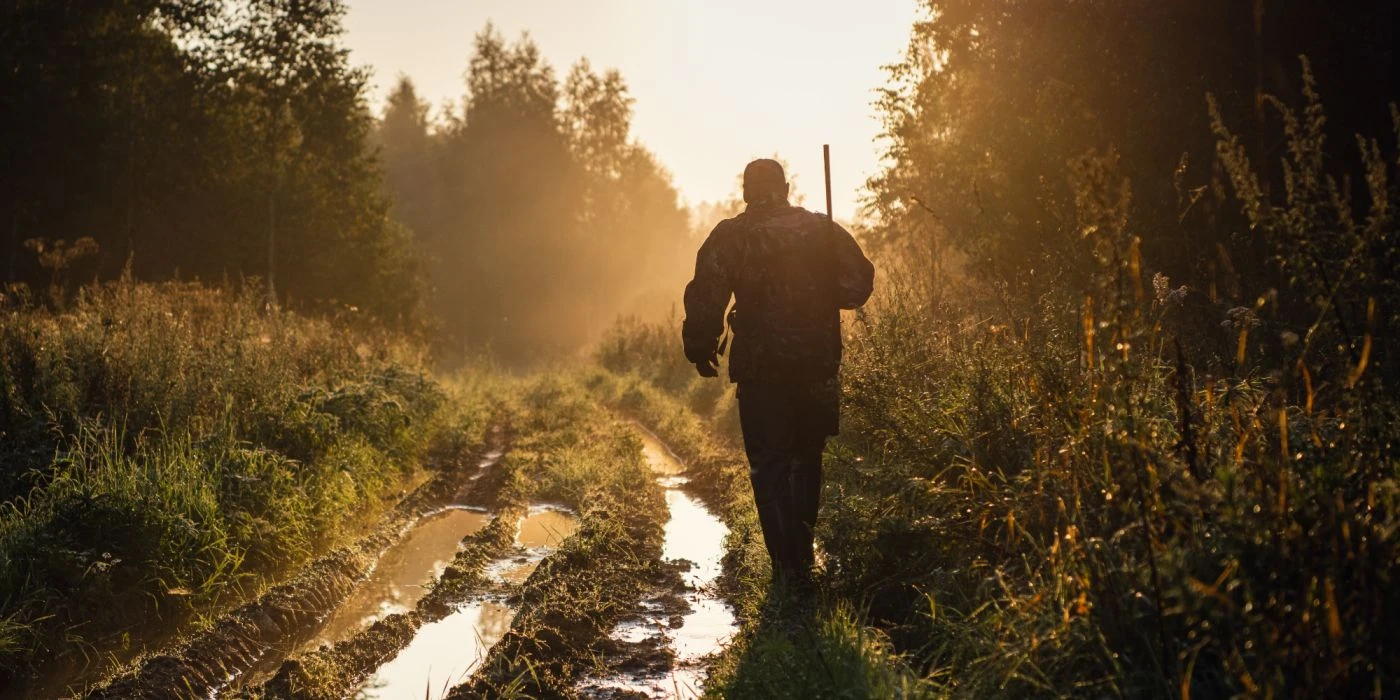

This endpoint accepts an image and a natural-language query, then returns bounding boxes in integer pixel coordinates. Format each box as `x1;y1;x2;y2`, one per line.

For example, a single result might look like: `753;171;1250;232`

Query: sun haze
342;0;920;222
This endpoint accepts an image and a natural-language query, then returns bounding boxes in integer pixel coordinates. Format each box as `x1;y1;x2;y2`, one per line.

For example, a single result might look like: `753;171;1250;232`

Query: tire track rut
84;429;509;700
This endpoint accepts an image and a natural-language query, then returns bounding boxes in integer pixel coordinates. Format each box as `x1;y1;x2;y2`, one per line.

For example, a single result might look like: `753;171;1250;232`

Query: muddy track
245;408;604;698
447;492;668;698
572;423;739;699
441;419;738;700
577;562;695;695
594;379;763;615
83;390;748;700
84;426;510;700
247;412;698;700
250;508;522;699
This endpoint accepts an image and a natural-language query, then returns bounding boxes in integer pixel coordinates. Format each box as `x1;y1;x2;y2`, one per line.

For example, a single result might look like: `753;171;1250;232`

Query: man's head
742;158;789;206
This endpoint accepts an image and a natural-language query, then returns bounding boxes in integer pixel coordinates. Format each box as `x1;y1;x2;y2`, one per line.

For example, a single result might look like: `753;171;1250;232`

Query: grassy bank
595;82;1400;699
598;258;1398;698
601;295;1399;696
0;280;488;688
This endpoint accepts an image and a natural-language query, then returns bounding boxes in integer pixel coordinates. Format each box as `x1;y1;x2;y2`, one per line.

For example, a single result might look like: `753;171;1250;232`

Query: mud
446;458;669;696
350;506;579;699
244;500;581;699
311;507;491;647
576;424;738;699
81;433;508;700
247;507;521;699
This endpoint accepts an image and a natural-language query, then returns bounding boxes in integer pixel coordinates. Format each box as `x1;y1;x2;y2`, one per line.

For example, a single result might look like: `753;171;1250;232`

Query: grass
0;278;489;689
597;287;1398;697
592;81;1400;698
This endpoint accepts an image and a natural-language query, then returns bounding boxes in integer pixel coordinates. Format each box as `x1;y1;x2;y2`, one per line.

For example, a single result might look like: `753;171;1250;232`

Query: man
682;158;874;590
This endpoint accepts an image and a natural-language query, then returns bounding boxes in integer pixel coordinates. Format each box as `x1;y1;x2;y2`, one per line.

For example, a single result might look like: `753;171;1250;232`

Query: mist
374;26;705;361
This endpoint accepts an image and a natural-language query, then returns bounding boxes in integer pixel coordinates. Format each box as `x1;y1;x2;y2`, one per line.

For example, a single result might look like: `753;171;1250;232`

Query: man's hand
695;352;720;378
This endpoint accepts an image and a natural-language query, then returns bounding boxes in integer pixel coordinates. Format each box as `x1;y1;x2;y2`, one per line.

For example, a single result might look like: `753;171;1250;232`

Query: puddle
517;506;579;549
480;506;579;585
352;506;579;698
486;556;537;585
580;424;738;699
663;490;725;587
636;428;687;477
349;442;520;699
357;599;514;700
313;508;490;647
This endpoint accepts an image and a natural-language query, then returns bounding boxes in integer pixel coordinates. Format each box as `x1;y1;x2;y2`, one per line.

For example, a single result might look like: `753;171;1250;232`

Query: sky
340;0;922;222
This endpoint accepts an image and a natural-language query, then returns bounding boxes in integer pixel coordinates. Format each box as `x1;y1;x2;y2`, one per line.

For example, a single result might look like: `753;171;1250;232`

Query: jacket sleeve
682;222;734;363
829;219;875;309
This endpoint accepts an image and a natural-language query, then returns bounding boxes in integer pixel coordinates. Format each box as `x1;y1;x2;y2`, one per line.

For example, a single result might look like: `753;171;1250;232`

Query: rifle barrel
823;144;834;224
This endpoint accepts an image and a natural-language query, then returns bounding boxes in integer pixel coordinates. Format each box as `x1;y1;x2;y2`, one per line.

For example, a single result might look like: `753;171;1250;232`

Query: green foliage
600;72;1400;696
0;279;471;683
1;0;425;326
597;315;695;394
867;0;1399;312
842;77;1397;696
1209;61;1399;390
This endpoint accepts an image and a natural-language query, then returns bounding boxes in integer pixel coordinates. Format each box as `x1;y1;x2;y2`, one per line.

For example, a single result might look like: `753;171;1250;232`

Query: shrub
0;277;460;680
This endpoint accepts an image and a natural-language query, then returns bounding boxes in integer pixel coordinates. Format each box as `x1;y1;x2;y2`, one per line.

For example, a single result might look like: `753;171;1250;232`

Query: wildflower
1152;272;1189;306
1223;306;1261;331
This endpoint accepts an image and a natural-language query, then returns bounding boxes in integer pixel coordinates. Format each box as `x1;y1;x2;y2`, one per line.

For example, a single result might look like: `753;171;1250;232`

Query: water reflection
636;427;687;477
491;556;541;586
315;508;489;647
358;600;514;700
582;424;738;699
663;490;725;588
517;507;579;549
352;505;579;696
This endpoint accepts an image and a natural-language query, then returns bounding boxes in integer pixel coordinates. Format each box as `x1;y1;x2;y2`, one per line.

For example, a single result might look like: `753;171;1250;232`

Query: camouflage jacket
682;202;875;385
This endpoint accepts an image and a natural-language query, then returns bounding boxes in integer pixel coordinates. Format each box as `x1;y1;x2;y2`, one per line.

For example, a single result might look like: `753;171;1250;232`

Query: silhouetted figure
683;158;874;590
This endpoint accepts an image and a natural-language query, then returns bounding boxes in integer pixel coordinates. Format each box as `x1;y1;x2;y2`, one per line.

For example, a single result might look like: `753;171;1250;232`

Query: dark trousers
737;381;829;580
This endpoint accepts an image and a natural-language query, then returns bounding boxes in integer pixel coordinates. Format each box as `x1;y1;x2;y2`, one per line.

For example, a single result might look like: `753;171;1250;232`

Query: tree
0;0;219;283
868;0;1400;310
377;76;437;248
376;28;692;356
0;0;425;325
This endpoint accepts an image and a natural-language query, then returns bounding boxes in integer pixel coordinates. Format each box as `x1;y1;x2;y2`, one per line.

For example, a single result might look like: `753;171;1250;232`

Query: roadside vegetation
4;0;1397;697
0;279;489;691
253;373;673;700
598;61;1400;700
